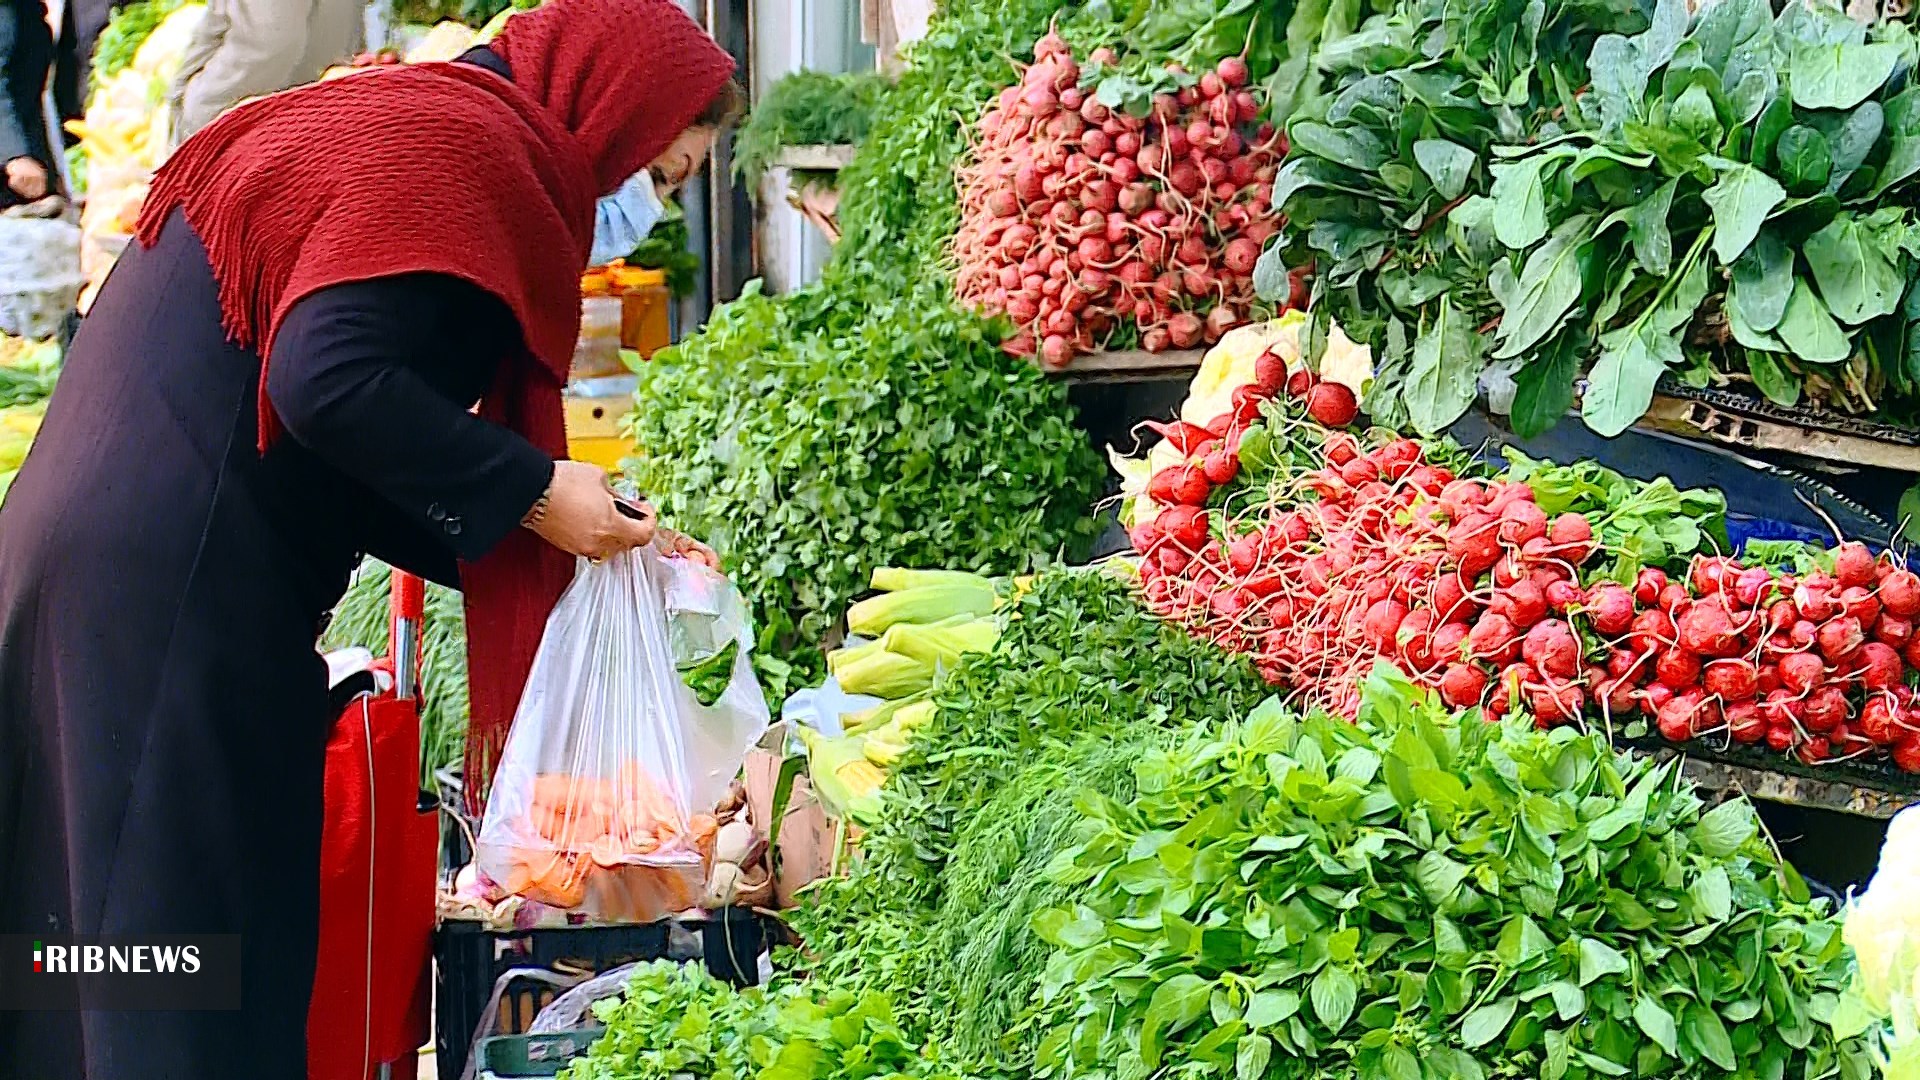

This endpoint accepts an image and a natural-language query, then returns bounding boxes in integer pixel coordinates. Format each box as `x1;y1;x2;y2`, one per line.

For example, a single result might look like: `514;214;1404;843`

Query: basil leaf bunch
1032;664;1874;1080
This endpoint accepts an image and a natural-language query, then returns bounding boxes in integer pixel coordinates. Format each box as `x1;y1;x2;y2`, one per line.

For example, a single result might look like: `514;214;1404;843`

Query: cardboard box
743;746;845;908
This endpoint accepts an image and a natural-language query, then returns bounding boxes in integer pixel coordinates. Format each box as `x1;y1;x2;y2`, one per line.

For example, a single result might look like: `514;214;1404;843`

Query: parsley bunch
560;961;961;1080
732;71;893;188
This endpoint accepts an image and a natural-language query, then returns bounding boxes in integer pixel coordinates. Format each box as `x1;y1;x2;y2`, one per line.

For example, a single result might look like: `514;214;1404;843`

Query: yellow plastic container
620;280;672;360
580;263;672;360
565;394;632;472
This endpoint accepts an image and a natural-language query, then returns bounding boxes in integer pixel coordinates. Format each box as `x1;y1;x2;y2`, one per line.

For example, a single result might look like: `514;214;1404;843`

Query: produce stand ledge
772;144;858;171
1051;346;1920;478
1047;348;1205;382
1618;741;1919;820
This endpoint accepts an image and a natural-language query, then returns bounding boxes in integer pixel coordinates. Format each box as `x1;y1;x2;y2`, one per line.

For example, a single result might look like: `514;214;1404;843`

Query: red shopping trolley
309;570;441;1080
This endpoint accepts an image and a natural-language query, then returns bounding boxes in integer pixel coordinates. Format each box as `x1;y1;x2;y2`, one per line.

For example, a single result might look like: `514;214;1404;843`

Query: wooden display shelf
1046;347;1206;383
1641;393;1920;473
1622;741;1919;820
1048;348;1920;471
773;144;858;171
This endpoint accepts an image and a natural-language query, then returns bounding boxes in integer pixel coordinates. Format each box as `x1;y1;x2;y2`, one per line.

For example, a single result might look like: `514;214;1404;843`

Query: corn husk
841;692;925;736
795;726;883;823
877;617;999;667
869;566;993;593
846;581;995;637
833;647;933;699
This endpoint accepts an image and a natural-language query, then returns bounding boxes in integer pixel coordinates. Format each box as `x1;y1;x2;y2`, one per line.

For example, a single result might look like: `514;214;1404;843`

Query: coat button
445;516;463;537
427;503;447;523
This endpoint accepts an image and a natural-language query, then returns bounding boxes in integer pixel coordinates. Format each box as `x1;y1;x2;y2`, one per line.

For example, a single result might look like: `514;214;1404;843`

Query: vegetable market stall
361;0;1920;1074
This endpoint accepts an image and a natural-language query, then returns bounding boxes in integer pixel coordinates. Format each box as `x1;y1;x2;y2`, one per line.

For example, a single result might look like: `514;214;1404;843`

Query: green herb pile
732;71;893;189
91;0;191;82
559;960;961;1080
1268;0;1920;436
622;200;699;299
1032;663;1874;1080
787;568;1271;1076
321;560;470;788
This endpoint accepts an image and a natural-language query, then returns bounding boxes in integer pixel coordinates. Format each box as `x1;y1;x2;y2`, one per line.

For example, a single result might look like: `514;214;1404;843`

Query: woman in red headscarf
0;1;740;1075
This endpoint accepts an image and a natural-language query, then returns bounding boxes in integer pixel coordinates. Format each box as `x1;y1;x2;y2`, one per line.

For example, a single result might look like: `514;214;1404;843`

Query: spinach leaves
1265;0;1920;437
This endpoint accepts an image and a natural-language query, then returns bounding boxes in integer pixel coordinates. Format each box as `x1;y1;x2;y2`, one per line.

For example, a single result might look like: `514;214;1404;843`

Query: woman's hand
5;158;49;201
525;460;656;559
657;528;721;572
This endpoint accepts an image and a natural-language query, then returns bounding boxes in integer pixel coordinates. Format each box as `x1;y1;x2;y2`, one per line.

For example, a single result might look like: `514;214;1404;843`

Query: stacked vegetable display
571;585;1874;1078
953;31;1292;365
1132;337;1920;773
798;568;1004;822
1033;666;1868;1080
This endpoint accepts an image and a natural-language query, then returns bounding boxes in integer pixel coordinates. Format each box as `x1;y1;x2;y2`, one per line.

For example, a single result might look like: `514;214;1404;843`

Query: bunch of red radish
1130;388;1920;774
953;30;1299;368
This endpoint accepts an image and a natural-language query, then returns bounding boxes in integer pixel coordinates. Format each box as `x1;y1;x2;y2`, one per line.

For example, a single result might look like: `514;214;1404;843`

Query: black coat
0;205;551;1077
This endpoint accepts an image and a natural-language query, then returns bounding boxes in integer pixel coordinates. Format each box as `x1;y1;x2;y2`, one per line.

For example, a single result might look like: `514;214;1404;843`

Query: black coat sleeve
265;275;555;565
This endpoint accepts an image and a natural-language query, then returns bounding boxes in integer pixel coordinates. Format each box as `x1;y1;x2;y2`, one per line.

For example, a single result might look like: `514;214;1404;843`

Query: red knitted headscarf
134;0;736;809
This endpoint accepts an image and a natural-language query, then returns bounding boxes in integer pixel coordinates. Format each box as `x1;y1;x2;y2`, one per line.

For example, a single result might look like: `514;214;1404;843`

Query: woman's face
646;125;719;198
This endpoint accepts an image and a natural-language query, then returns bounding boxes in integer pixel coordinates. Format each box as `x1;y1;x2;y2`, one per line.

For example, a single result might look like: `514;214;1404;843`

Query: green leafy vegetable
1266;0;1920;434
560;961;963;1080
1498;448;1727;581
731;70;893;189
1031;665;1875;1080
787;568;1269;1077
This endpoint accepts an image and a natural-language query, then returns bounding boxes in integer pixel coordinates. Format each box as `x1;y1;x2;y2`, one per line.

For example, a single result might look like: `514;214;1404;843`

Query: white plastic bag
476;548;769;922
0;219;84;339
778;675;882;740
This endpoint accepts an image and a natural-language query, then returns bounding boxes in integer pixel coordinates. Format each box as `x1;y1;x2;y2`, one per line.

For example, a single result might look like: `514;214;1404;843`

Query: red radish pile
953;30;1296;368
1132;405;1920;775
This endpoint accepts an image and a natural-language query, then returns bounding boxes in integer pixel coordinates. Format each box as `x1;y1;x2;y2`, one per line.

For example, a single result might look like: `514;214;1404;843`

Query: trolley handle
390;571;426;702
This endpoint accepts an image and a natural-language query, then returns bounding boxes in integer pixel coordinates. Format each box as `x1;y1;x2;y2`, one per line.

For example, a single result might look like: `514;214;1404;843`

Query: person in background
165;0;363;146
0;0;743;1075
0;0;53;205
53;0;129;124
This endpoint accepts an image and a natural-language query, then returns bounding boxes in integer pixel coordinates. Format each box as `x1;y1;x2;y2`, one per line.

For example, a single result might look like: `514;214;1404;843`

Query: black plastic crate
434;767;473;880
435;911;769;1080
476;1027;607;1077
